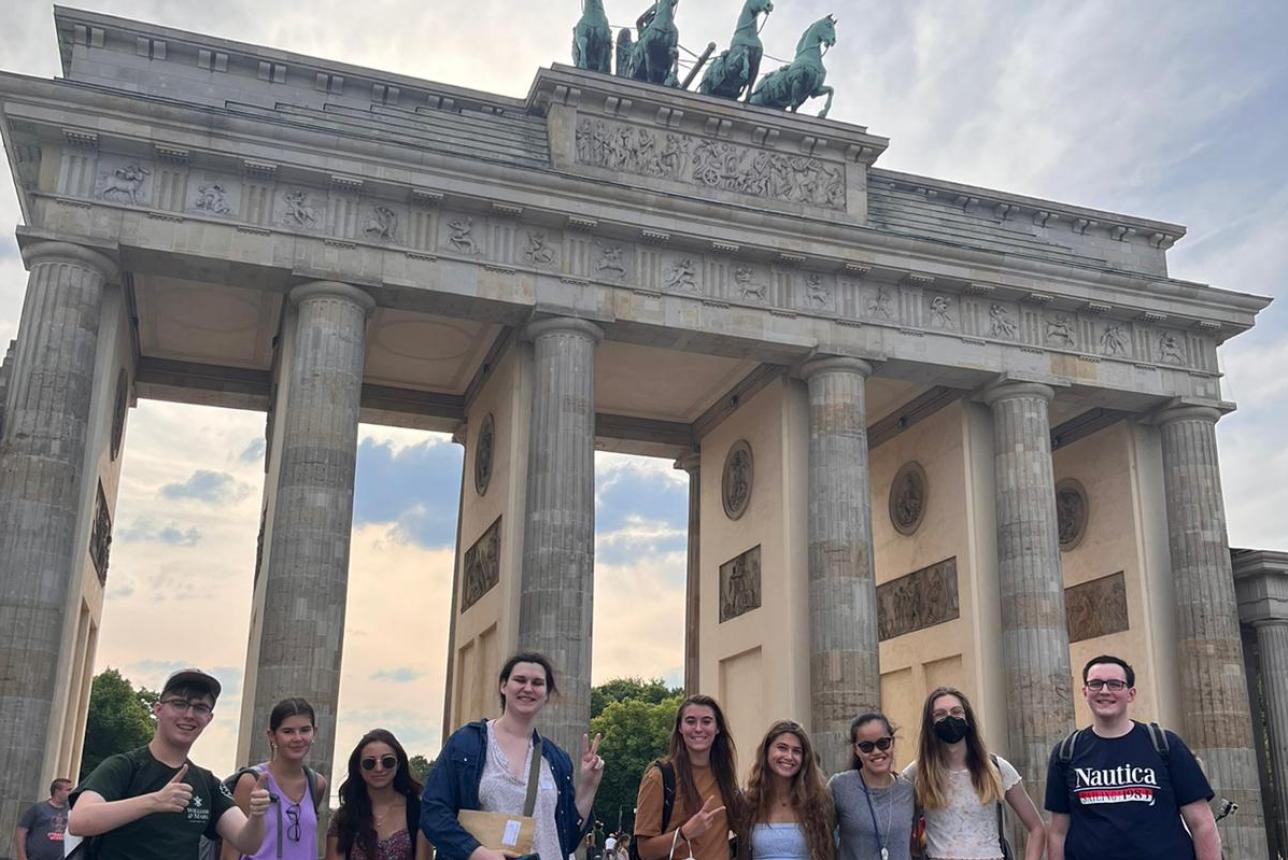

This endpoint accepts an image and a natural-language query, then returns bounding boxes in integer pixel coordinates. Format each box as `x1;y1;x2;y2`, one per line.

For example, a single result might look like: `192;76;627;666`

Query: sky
1;0;1286;785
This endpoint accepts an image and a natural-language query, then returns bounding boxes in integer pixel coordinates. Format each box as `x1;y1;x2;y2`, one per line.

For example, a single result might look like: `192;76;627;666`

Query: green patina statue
572;0;613;74
749;13;836;118
615;0;682;86
698;0;774;101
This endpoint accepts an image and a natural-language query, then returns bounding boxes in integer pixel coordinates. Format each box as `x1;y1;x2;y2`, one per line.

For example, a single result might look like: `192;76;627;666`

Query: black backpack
197;764;323;860
628;761;675;860
65;749;150;859
1058;721;1170;765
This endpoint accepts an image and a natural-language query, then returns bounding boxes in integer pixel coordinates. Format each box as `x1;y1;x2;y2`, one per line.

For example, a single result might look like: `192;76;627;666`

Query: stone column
981;381;1073;809
802;357;877;774
246;281;374;783
1254;620;1288;852
518;317;602;757
674;452;701;695
1158;404;1268;858
0;242;117;847
441;423;467;746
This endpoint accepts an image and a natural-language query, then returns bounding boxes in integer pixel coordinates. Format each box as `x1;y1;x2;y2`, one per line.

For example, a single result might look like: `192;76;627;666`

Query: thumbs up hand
247;771;272;818
152;764;193;813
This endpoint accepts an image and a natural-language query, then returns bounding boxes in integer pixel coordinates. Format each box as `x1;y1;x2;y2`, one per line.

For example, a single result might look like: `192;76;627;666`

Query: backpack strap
990;756;1006;853
1145;722;1170;762
1057;729;1082;764
303;766;323;813
657;761;676;833
228;765;283;859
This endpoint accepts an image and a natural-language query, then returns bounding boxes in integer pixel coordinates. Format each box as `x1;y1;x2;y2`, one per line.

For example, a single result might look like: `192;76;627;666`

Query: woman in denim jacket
421;652;605;860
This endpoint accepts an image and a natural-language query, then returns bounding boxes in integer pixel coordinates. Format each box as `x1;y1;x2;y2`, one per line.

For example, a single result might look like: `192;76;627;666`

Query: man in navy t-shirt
1045;654;1220;860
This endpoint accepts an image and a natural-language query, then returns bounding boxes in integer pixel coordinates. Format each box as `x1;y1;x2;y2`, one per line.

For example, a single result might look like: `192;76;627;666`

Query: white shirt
902;756;1021;860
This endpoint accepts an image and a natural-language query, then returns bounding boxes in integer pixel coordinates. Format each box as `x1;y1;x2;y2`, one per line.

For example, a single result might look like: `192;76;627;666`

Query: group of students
55;650;1221;860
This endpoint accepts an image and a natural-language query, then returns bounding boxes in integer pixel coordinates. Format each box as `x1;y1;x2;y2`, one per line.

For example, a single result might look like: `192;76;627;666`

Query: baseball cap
161;668;222;701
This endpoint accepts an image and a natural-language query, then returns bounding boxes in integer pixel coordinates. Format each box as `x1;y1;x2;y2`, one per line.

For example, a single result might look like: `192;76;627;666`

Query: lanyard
860;773;891;860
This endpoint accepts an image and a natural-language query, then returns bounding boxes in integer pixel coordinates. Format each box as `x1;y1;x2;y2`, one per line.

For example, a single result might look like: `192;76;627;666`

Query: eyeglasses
361;755;398;772
932;707;966;721
855;737;894;753
161;698;214;717
285;803;301;841
1086;679;1129;692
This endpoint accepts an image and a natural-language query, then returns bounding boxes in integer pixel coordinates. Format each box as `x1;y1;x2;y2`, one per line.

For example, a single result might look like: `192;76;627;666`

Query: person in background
13;778;71;860
326;728;431;860
902;687;1045;860
741;720;834;860
830;712;916;860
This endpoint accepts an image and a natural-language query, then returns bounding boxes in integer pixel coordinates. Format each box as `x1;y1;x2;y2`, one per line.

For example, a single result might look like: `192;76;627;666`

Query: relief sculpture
461;517;502;612
889;461;928;536
575;117;846;210
194;183;231;215
364;205;398;240
1056;478;1089;550
281;190;317;228
1065;571;1129;643
474;413;495;497
98;163;151;206
719;545;762;622
877;557;959;641
722;439;754;520
734;266;766;301
90;480;112;585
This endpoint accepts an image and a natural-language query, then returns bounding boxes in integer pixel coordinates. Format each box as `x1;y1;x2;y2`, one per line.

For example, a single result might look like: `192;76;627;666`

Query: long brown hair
665;696;742;835
743;721;835;860
914;687;1003;810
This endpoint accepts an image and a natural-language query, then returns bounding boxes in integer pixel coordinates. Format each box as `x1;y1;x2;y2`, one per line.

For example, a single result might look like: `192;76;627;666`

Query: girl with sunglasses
421;652;605;860
902;688;1045;860
741;720;834;860
830;712;915;860
327;728;432;860
224;698;328;860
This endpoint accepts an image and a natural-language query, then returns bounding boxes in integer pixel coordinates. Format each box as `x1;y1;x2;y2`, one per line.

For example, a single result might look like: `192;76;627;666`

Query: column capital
21;241;119;282
522;316;604;343
981;379;1055;406
1252;617;1288;631
1153;400;1229;428
800;355;874;380
451;420;468;446
289;281;376;316
673;451;701;474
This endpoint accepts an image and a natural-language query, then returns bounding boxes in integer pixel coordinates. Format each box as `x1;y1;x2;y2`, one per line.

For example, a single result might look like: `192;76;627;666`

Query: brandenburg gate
0;7;1279;857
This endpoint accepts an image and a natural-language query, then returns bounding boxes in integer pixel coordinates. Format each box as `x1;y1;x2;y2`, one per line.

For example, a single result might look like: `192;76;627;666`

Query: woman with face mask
830;712;915;860
901;688;1045;860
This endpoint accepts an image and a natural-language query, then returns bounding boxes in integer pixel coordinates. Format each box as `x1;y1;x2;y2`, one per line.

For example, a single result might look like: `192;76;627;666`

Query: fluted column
982;381;1073;809
518;317;602;756
1158;404;1267;858
1254;620;1288;852
247;281;374;784
674;452;701;695
0;242;117;848
802;357;877;774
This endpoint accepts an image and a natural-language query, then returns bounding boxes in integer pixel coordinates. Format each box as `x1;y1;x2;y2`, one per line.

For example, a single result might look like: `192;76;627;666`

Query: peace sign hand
680;796;726;841
579;732;605;785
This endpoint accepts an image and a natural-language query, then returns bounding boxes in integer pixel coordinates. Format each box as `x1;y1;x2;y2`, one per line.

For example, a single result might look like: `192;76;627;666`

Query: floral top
326;816;413;860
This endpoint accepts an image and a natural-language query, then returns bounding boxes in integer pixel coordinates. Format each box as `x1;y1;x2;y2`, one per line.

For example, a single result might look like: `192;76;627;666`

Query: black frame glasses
285;803;301;842
855;737;894;754
361;754;398;772
1086;679;1129;692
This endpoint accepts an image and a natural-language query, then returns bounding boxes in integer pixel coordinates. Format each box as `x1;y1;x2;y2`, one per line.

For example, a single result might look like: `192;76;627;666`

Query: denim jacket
420;720;588;859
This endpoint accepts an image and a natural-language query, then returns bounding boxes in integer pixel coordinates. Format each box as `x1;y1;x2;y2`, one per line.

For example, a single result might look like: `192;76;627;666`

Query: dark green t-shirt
70;745;237;860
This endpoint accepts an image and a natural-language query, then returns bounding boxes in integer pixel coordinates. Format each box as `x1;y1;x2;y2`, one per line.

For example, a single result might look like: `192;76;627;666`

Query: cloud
118;521;202;546
239;438;266;463
353;436;462;549
160;470;252;504
371;667;426;684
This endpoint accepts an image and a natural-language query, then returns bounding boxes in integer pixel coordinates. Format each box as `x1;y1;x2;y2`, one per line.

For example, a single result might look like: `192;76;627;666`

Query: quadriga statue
698;0;774;102
572;0;613;74
615;0;681;86
749;13;837;118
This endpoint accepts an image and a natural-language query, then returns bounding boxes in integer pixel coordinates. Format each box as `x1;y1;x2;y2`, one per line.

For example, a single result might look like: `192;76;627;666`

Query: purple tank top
241;765;319;860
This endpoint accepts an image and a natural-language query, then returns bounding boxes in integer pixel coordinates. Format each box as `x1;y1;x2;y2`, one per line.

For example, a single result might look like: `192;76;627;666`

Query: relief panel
1065;571;1129;642
877;557;959;641
461;516;502;612
719;545;761;623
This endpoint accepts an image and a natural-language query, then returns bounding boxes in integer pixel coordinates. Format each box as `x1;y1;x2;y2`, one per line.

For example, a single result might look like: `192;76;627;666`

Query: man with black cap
68;668;272;859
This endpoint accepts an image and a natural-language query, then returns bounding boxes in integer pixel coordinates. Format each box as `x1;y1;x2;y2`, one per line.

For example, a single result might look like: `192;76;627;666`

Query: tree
80;668;159;780
590;678;681;720
408;754;435;786
588;692;682;835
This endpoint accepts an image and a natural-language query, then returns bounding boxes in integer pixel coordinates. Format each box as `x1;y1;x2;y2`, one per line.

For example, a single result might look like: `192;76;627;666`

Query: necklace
859;771;896;860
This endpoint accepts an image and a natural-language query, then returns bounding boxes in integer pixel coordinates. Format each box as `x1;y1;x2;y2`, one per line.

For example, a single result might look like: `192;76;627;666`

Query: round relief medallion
889;461;928;536
110;368;129;461
1056;478;1089;551
474;413;495;497
721;440;754;520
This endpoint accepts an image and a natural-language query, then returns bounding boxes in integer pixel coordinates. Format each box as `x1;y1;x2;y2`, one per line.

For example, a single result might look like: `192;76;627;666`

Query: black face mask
933;716;969;744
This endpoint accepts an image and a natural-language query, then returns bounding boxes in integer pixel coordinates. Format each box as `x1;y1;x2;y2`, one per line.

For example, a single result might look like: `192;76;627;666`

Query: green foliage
590;677;681;720
80;669;158;780
589;690;682;834
408;754;435;786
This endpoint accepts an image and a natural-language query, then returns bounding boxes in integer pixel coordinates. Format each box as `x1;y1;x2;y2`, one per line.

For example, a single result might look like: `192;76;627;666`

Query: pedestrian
66;668;271;860
223;698;327;860
633;694;742;860
326;728;431;860
13;778;71;860
830;712;916;860
902;687;1045;860
421;651;605;860
1045;655;1220;860
741;719;835;860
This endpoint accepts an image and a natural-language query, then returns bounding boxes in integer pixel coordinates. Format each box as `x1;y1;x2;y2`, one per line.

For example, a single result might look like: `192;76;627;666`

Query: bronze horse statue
699;0;774;101
749;13;836;118
615;0;681;86
572;0;612;74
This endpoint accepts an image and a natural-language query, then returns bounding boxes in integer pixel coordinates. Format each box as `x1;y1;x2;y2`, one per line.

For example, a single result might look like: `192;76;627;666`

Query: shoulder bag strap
990;756;1005;850
523;739;544;818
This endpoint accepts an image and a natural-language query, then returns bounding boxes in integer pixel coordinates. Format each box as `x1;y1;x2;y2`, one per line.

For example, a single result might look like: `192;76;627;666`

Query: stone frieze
877;557;959;641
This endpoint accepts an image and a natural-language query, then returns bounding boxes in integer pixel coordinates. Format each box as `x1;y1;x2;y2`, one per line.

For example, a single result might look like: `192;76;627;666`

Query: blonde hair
913;687;1003;810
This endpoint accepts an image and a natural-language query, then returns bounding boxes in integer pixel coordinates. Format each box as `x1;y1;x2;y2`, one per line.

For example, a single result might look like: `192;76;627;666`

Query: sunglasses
856;737;894;753
361;754;398;772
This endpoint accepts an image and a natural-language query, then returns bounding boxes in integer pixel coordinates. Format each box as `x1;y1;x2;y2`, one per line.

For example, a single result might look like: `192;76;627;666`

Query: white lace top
478;720;563;860
902;757;1021;860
